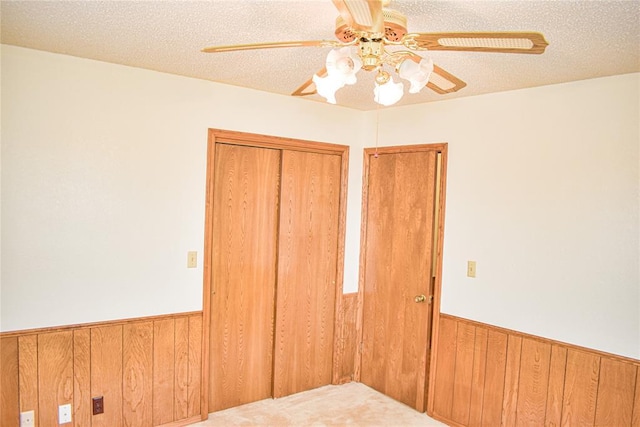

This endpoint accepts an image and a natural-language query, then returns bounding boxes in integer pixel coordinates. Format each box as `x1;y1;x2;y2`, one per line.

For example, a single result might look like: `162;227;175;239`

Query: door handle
414;294;427;303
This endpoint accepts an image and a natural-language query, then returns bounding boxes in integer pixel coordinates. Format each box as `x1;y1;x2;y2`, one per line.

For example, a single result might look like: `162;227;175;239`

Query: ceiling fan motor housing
334;7;408;42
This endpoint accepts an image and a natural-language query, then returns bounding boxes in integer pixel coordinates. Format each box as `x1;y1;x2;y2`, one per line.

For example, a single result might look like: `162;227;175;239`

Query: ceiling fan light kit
202;0;548;107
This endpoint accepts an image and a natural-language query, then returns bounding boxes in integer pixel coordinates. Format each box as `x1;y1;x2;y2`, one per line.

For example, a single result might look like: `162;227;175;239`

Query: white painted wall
372;74;640;358
0;45;364;330
2;45;638;359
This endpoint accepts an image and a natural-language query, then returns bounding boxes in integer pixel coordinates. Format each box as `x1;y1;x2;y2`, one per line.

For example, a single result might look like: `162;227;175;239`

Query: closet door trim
200;129;349;419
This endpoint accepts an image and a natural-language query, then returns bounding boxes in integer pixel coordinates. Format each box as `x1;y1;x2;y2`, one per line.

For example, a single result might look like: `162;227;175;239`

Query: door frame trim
354;143;448;415
200;128;350;419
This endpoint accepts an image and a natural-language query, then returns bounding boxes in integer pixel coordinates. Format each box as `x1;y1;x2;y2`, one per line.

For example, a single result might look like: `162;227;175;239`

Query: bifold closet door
272;150;342;398
209;144;281;412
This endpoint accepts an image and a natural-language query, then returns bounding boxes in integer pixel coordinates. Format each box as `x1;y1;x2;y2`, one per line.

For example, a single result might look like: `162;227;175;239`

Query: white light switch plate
187;251;197;268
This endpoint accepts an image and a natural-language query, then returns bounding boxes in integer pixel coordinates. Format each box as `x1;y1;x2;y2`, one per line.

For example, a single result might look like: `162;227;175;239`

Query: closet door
272;150;342;398
209;144;281;411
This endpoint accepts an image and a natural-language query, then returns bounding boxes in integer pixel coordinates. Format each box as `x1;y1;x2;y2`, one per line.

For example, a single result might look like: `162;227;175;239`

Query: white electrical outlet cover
59;403;72;424
20;410;35;427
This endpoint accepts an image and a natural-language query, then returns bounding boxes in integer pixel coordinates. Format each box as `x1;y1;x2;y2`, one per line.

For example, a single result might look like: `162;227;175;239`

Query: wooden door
273;150;342;397
209;143;281;411
360;147;442;412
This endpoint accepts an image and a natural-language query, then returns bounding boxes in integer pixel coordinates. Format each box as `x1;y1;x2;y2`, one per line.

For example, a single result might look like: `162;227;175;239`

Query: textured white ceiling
1;0;639;110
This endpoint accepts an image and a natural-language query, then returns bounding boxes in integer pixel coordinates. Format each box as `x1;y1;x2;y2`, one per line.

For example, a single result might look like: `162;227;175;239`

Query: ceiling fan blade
291;68;328;97
427;65;467;95
403;32;549;54
331;0;384;33
202;40;339;53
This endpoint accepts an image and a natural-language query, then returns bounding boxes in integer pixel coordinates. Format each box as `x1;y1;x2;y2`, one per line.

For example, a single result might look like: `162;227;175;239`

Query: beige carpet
190;382;448;426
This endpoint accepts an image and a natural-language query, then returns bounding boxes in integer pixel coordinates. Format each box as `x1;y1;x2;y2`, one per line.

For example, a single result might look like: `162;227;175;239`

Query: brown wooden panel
515;337;551;425
38;332;73;426
333;293;358;384
174;317;189;421
501;335;522;427
273;150;342;399
122;321;153;427
1;337;19;427
359;150;437;411
468;327;488;427
153;318;175;425
187;315;202;418
481;329;508;426
561;349;600;426
451;322;475;425
91;325;123;427
18;335;38;425
544;345;567;427
432;316;458;419
210;144;280;411
594;358;636;426
633;367;640;427
74;329;91;427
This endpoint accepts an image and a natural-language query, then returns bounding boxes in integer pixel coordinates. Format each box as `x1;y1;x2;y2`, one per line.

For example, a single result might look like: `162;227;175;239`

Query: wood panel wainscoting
428;313;640;427
332;292;359;385
0;312;202;427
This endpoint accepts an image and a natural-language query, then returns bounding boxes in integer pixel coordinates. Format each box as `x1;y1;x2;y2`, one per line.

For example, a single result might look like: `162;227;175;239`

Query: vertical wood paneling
174;317;189;421
18;335;38;425
468;327;488;427
210;144;280;411
333;293;358;384
451;322;475;425
153;318;175;426
544;345;567;427
594;357;636;426
1;337;19;427
501;335;522;427
561;349;600;426
273;151;341;398
91;325;123;427
74;329;92;427
187;315;202;418
122;321;153;427
433;316;458;419
432;315;640;427
516;338;551;425
481;329;508;426
633;368;640;427
2;313;203;427
38;332;73;426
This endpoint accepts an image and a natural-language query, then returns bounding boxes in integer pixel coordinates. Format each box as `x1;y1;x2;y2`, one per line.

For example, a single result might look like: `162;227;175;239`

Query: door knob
414;294;427;303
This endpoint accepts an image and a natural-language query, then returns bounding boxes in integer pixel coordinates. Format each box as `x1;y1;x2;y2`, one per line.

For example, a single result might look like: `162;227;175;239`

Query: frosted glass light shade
326;47;362;85
373;76;404;106
313;73;345;104
398;57;434;94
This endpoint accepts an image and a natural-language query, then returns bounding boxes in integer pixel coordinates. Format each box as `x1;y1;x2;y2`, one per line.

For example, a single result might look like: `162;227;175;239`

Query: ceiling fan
202;0;548;106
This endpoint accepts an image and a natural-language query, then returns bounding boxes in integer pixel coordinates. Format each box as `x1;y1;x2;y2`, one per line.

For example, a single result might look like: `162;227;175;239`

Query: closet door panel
210;144;281;411
273;150;342;398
